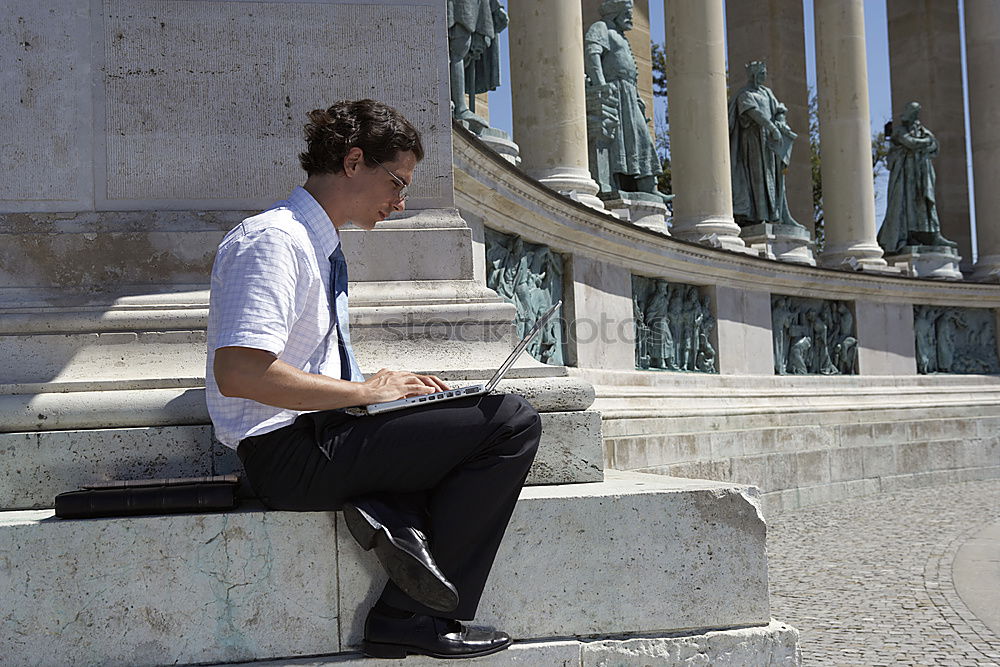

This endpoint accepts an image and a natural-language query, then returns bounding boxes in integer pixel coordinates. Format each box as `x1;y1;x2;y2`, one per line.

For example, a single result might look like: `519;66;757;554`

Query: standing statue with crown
728;60;815;265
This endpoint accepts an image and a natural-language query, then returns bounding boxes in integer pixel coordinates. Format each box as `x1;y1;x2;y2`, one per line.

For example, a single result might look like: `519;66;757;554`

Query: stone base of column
739;222;816;266
671;215;755;254
972;254;1000;283
602;193;670;235
465;124;521;166
885;245;964;281
529;166;605;211
819;240;898;273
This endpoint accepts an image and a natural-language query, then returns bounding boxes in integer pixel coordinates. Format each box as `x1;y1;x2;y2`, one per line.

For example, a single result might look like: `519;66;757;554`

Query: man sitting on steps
206;98;542;660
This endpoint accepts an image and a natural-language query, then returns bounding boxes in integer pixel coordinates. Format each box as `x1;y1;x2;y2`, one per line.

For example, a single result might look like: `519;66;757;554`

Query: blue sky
482;1;976;236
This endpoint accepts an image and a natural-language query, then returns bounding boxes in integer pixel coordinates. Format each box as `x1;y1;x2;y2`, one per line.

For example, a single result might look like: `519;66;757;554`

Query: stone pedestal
740;222;816;266
463;124;521;166
602;192;670;235
886;245;963;280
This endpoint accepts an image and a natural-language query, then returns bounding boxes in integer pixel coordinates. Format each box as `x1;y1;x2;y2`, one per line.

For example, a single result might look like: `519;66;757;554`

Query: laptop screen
485;300;562;391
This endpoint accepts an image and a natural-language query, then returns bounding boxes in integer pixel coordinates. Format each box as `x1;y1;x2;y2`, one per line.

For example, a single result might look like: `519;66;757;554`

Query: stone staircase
0;472;798;666
579;369;1000;515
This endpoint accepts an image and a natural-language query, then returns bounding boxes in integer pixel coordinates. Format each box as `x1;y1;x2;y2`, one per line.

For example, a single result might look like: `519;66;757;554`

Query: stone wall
454;128;1000;513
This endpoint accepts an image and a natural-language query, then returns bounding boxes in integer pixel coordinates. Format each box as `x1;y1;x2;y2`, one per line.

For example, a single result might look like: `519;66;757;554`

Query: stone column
813;0;887;269
725;0;813;235
507;0;603;209
887;0;972;271
967;0;1000;281
664;0;748;252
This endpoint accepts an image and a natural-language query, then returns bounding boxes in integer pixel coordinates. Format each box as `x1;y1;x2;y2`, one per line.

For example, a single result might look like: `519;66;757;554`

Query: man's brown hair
299;99;424;175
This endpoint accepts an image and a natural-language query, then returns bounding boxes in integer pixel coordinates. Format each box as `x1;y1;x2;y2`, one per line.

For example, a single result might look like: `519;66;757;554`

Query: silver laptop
364;300;562;415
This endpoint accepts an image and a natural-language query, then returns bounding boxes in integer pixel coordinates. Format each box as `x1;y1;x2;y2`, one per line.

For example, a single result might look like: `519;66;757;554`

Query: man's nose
393;198;406;212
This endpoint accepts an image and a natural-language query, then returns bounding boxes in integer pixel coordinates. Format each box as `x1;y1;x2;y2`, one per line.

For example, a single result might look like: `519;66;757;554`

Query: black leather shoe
363;608;512;659
342;498;459;613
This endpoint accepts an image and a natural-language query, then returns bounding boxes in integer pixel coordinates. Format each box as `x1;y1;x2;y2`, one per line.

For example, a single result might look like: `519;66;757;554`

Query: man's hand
363;368;450;404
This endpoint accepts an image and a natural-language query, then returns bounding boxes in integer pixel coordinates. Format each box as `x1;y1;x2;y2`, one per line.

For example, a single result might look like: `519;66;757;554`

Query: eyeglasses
371;158;409;202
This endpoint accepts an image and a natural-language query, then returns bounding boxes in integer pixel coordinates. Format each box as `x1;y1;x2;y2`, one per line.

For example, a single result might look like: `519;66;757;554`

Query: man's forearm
214;347;371;411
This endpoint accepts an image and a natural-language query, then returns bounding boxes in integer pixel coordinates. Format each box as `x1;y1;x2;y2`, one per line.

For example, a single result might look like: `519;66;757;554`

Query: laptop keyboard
414;386;482;403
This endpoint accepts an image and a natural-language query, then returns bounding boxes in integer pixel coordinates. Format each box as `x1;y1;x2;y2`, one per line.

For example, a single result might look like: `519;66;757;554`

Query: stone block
870;419;914;445
337;472;770;647
795;450;831;486
529;410;604;484
897;441;931;474
960;437;1000;468
766;452;799;491
566;255;635;370
2;405;602;510
0;508;343;666
829;446;865;482
0;0;94;211
836;422;876;448
711;429;754;458
926;439;960;471
796;482;845;508
862;443;899;478
712;286;774;375
236;622;801;666
0;425;217;510
854;300;917;375
730;454;768;487
580;620;800;666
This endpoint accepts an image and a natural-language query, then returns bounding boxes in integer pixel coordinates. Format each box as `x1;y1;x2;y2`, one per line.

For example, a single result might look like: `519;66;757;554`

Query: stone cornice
453;126;1000;307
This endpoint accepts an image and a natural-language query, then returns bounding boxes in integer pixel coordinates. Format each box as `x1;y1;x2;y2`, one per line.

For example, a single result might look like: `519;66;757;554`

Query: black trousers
236;393;541;620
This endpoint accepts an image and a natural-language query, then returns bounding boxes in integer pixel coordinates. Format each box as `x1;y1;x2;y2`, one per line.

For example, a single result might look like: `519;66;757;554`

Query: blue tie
330;245;356;381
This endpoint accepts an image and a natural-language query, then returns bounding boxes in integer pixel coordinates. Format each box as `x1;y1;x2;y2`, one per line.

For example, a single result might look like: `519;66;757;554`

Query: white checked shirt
206;186;364;449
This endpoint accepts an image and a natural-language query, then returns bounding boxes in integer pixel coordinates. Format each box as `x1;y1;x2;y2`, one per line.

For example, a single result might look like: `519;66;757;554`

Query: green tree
650;42;671;197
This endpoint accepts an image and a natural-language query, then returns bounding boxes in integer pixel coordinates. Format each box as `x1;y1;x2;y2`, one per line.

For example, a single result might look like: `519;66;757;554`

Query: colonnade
501;0;999;280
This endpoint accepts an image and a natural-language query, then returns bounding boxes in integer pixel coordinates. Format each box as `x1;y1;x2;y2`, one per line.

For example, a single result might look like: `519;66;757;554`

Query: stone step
0;408;603;510
0;472;773;666
222;620;800;666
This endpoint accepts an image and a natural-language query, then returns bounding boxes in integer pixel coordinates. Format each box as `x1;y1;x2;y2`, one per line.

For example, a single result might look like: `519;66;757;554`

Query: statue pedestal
458;120;521;166
602;192;670;235
886;245;964;280
740;223;816;266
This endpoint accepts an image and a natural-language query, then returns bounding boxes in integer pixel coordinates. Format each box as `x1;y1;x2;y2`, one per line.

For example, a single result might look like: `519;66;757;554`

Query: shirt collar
286;185;340;258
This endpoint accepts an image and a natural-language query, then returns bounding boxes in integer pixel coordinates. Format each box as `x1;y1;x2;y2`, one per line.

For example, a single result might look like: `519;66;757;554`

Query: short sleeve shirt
206;186;362;448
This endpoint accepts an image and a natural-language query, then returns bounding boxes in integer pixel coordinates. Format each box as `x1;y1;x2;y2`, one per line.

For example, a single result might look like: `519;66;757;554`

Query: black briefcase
54;474;240;519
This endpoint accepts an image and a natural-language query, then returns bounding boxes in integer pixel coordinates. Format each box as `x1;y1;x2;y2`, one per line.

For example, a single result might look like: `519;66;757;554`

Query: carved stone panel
632;276;716;373
771;296;857;375
913;306;1000;374
484;228;565;365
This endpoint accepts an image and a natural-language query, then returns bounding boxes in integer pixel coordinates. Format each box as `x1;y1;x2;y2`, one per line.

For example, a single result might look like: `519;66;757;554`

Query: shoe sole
343;503;459;613
362;637;513;660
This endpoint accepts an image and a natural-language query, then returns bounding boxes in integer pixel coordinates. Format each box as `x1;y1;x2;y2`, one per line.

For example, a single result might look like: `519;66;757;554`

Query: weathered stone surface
2;410;600;510
232;621;799;665
580;620;800;666
0;426;211;510
1;473;772;666
337;471;770;648
0;508;342;666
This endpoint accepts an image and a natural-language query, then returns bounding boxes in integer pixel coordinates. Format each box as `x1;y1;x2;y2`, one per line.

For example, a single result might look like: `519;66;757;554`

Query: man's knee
494;394;542;451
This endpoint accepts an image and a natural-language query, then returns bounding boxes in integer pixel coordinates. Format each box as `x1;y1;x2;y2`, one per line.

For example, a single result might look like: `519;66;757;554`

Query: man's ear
343;147;364;177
